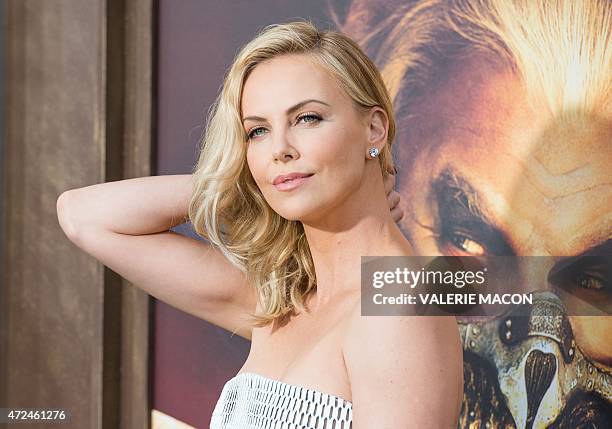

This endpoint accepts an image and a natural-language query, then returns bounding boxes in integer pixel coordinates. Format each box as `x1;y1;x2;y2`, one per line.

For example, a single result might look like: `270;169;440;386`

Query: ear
367;106;389;150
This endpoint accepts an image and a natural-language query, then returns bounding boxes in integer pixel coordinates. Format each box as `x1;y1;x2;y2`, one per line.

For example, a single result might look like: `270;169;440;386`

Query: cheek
316;126;365;177
569;316;612;366
246;147;266;188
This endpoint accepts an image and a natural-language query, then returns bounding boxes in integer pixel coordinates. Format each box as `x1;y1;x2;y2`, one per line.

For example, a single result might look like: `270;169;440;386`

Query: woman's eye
296;113;321;124
247;113;321;141
247;127;266;140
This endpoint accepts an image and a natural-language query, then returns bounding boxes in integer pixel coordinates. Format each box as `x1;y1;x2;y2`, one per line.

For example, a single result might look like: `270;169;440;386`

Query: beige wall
0;1;154;428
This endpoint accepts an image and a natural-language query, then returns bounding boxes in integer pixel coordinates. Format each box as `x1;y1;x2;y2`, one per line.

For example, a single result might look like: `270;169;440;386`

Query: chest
238;299;357;402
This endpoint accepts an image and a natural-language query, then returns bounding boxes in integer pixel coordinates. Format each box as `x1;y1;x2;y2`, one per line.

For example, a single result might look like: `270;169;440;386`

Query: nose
271;128;299;162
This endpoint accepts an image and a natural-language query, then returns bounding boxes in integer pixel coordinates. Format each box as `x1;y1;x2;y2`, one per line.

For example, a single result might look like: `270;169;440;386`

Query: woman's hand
384;171;404;223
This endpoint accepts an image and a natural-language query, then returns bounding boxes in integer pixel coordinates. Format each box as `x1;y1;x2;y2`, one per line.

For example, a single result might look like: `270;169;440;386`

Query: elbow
56;190;81;243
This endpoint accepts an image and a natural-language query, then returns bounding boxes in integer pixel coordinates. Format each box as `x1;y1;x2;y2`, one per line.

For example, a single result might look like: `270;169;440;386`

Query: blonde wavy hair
332;0;611;119
188;20;396;328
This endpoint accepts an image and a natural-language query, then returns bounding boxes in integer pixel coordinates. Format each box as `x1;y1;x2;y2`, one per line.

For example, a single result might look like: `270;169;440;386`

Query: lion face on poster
331;0;611;427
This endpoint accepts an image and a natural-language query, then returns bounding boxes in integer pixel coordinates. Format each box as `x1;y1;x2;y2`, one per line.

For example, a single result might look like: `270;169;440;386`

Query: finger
387;190;400;209
391;206;404;223
383;172;396;194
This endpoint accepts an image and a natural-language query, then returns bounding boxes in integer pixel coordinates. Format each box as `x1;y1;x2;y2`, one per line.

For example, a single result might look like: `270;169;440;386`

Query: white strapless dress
210;372;353;428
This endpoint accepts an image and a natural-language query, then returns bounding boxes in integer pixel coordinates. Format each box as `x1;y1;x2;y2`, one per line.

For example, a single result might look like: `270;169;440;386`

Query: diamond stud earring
368;147;379;158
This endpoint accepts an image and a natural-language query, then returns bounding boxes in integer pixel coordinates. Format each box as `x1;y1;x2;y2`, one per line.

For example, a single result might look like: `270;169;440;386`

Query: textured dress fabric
210;372;353;429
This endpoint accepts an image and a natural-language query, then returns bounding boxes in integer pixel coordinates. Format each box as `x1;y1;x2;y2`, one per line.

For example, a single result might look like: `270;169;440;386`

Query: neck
301;171;413;309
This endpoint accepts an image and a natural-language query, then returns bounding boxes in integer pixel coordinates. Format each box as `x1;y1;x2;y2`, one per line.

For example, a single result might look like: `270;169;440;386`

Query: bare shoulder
343;308;464;428
343;305;462;351
343;307;462;370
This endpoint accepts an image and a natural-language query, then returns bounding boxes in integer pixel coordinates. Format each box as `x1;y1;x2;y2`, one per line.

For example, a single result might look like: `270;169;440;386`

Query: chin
272;204;318;223
266;192;330;223
276;209;308;222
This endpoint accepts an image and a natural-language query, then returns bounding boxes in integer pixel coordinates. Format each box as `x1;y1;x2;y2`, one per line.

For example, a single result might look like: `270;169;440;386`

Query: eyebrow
570;236;612;257
433;168;612;258
433;167;495;226
574;239;611;257
431;167;514;255
242;99;331;124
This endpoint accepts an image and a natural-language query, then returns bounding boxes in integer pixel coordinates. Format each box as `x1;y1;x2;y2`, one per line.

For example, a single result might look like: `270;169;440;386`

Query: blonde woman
57;20;463;428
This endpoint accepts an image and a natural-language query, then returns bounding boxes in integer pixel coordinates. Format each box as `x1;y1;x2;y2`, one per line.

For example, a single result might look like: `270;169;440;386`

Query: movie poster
334;1;611;427
154;1;610;427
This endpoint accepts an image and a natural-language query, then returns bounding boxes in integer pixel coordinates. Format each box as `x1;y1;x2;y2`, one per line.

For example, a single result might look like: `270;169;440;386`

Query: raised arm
344;311;463;428
56;174;257;340
56;172;402;341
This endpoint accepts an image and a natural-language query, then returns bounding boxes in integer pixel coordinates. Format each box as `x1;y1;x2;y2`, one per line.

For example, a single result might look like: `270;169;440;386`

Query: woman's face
242;53;372;223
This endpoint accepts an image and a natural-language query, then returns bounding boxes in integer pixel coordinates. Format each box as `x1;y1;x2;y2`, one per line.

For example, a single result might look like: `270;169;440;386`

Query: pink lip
273;172;313;185
273;174;314;191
